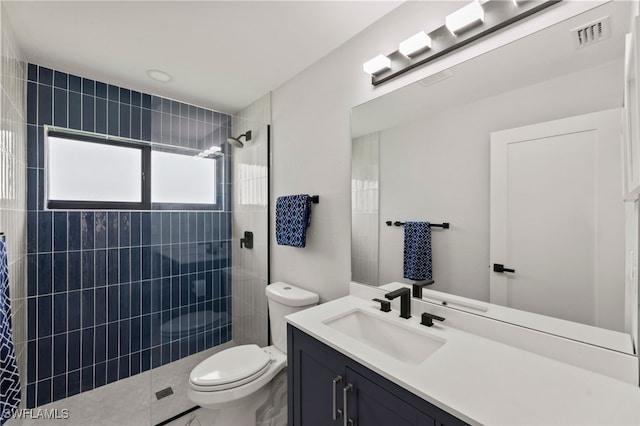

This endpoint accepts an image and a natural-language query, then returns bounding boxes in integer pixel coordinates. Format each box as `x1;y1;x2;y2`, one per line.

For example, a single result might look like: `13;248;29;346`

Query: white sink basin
323;309;445;364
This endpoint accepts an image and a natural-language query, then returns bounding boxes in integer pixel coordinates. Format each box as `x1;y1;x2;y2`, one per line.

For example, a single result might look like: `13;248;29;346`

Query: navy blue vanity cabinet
288;323;346;426
344;367;435;426
288;324;468;426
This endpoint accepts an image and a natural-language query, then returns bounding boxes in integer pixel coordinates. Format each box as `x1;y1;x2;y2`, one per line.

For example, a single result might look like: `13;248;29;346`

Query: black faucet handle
420;312;445;327
372;298;391;312
384;287;412;319
412;279;435;298
384;287;410;299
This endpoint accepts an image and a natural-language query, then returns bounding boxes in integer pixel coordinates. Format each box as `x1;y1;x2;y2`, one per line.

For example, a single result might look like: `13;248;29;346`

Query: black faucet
385;288;411;319
412;279;435;298
372;298;391;312
421;312;445;327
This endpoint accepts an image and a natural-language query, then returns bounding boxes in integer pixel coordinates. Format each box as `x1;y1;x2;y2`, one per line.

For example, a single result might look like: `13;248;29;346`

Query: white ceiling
4;1;402;114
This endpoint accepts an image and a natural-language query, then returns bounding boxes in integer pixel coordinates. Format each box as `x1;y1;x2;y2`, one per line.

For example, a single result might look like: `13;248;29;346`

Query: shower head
227;131;252;148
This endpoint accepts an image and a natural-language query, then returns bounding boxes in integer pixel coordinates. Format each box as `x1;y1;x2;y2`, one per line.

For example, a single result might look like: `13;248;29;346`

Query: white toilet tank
266;282;319;354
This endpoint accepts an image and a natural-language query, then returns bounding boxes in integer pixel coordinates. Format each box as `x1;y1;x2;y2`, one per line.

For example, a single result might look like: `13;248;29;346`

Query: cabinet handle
332;375;343;420
343;383;354;426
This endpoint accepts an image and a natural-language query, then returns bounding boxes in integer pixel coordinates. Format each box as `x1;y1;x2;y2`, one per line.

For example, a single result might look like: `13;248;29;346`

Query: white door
490;109;625;329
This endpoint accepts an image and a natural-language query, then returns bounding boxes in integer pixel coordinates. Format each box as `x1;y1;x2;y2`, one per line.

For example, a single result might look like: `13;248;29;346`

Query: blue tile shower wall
26;64;233;407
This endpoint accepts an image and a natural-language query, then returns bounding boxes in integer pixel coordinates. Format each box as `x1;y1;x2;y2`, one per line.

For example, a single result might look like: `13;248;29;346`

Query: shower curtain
0;234;21;425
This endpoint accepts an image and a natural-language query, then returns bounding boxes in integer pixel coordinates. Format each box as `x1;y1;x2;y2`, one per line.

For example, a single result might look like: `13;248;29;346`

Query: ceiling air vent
571;16;611;49
418;69;454;88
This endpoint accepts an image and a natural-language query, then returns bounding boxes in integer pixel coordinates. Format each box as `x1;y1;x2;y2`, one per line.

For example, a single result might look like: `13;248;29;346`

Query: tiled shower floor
7;342;234;426
8;371;152;425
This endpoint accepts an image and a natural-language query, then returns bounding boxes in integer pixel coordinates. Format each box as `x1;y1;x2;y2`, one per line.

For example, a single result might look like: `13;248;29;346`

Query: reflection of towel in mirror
0;235;21;425
403;222;432;281
275;195;313;248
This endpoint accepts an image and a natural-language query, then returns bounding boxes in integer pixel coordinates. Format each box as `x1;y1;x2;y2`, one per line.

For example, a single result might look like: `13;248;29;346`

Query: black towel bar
310;195;319;204
385;220;449;229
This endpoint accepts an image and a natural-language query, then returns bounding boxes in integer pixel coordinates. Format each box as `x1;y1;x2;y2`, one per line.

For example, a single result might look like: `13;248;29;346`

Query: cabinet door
344;367;435;426
288;325;346;426
289;325;467;426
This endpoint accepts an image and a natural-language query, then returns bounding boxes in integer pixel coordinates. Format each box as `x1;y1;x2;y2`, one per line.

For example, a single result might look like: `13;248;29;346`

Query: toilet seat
189;345;273;392
188;345;287;408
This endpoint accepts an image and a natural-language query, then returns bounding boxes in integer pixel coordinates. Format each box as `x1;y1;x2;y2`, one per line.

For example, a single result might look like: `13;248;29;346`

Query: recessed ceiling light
146;69;172;82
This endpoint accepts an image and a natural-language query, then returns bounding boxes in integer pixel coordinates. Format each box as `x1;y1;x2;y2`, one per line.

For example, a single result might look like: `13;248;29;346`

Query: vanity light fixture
365;0;561;86
399;31;432;57
445;1;485;35
363;54;392;76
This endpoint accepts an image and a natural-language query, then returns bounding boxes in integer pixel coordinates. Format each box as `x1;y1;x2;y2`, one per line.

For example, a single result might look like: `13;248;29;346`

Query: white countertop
286;295;640;425
379;283;634;354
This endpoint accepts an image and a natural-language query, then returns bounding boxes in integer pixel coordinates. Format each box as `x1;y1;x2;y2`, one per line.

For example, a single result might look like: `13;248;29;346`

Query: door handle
493;263;515;273
343;383;354;426
332;375;343;420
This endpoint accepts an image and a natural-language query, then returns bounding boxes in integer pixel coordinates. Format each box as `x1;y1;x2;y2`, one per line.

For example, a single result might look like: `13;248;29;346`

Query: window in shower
46;130;151;209
150;147;223;210
46;129;224;210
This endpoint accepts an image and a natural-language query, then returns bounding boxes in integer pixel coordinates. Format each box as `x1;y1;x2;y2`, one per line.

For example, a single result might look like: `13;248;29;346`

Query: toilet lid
190;345;272;387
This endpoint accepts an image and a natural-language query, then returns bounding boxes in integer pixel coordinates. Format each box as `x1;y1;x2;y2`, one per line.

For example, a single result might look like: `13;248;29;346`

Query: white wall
270;1;609;302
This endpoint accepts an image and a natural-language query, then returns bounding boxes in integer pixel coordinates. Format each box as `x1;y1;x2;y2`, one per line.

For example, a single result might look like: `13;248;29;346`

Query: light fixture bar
445;1;485;35
369;0;560;86
363;54;391;75
399;31;432;57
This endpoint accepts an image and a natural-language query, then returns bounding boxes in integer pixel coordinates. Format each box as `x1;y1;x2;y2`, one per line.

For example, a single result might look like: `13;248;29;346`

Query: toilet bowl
187;282;319;425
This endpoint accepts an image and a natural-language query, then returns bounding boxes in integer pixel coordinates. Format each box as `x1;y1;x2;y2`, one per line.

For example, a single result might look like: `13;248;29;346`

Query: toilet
187;282;319;425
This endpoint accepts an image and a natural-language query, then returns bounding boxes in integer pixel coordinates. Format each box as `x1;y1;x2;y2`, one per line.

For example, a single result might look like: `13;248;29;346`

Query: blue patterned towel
0;236;21;425
403;222;432;281
276;195;313;248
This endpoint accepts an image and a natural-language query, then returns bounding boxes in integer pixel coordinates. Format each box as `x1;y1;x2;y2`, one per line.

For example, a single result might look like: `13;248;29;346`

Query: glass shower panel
147;109;270;424
229;115;270;349
147;108;235;425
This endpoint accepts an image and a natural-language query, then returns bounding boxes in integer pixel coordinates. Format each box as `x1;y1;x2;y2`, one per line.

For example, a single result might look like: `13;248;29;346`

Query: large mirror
351;1;638;355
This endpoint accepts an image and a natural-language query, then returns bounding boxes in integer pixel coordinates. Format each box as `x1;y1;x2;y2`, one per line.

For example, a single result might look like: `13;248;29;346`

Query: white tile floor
7;342;234;426
7;371;152;426
163;408;204;426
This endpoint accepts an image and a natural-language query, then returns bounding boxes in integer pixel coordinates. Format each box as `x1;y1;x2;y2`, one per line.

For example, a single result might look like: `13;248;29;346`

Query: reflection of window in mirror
351;133;379;286
624;18;640;199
